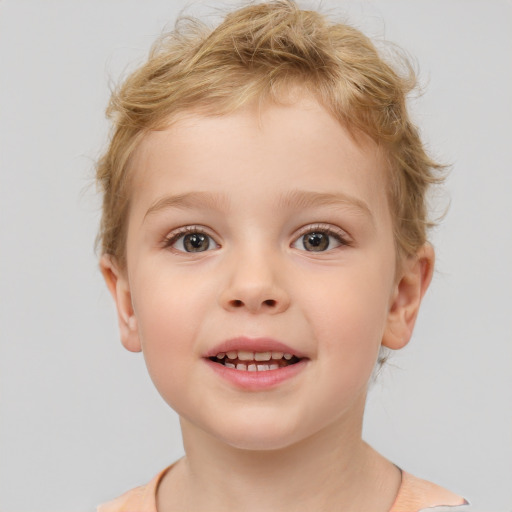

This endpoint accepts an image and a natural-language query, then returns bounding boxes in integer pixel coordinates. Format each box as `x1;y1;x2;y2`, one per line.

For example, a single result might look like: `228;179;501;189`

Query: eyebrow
143;189;373;222
144;191;229;221
278;189;373;219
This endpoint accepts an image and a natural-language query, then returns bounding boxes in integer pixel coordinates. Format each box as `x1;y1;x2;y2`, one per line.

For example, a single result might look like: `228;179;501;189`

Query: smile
204;338;308;390
209;350;301;371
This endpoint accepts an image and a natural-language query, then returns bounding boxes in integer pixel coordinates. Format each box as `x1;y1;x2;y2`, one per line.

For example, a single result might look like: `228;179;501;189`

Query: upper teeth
218;350;293;361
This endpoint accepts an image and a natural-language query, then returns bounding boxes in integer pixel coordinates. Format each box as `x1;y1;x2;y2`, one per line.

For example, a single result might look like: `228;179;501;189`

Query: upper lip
204;337;306;359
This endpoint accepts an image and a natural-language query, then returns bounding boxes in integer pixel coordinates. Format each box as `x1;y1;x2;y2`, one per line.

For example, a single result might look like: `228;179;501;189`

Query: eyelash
162;223;351;253
293;224;351;251
163;226;217;250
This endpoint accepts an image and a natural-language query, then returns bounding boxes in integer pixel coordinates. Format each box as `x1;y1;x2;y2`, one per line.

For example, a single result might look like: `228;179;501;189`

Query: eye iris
303;232;329;251
183;233;209;252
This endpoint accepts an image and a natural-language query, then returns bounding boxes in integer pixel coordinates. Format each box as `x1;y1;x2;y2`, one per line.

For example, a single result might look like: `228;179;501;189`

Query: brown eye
292;228;345;252
182;233;210;252
302;232;329;251
168;231;217;253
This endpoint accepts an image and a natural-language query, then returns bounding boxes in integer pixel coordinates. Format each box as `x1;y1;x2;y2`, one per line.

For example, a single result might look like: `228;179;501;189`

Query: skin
101;93;434;512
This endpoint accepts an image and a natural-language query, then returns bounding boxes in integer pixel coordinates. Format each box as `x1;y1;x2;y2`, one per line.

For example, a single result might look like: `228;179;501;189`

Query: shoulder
97;466;171;512
390;471;469;512
97;485;149;512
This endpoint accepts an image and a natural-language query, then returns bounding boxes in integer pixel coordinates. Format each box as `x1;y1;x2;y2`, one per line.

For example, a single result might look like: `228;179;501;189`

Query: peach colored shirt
98;465;469;512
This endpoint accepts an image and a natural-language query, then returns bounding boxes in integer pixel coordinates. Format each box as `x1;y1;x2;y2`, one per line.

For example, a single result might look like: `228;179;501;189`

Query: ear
382;243;435;350
99;255;141;353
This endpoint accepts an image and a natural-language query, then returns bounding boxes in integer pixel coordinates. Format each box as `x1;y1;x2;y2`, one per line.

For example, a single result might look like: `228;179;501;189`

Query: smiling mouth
209;350;302;371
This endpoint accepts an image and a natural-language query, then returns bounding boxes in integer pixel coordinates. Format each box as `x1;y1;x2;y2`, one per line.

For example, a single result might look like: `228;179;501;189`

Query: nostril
231;299;243;307
263;299;276;307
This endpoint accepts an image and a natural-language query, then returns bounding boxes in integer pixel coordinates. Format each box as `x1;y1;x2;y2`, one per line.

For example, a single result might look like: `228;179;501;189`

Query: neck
158;401;401;512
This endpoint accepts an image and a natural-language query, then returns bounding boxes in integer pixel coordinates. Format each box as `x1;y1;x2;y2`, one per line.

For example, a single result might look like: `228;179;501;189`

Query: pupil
308;233;323;246
304;232;328;251
184;233;209;252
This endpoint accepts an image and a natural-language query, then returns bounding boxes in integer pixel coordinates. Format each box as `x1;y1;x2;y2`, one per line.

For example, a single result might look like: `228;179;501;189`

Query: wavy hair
96;0;444;269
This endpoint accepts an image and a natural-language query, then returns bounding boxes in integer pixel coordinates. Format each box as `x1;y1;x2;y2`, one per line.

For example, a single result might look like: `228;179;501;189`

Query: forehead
128;95;390;223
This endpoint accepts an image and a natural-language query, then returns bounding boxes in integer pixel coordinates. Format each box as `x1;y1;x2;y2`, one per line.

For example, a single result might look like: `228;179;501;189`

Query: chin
208;413;311;452
178;396;339;453
225;433;297;451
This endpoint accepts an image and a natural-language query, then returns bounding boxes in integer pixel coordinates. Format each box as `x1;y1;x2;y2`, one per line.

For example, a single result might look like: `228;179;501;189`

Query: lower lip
204;358;308;391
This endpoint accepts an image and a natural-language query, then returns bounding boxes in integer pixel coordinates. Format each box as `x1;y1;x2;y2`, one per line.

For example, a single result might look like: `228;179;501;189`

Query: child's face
104;93;424;450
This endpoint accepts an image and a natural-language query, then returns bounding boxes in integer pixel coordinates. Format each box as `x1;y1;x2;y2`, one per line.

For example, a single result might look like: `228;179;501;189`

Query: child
96;1;471;510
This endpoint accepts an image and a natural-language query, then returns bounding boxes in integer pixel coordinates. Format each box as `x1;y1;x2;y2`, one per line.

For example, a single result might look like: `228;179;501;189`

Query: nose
219;251;290;314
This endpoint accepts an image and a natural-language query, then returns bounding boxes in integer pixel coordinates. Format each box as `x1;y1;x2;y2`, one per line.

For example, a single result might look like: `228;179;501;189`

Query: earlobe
99;255;142;353
382;244;435;350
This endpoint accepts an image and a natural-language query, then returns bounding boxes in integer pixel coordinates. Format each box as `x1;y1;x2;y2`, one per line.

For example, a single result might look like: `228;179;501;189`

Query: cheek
129;264;222;402
301;262;393;375
131;277;199;379
133;263;213;341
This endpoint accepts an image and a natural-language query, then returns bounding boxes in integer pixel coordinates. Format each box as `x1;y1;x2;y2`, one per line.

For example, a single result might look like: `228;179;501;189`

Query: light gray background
1;1;511;511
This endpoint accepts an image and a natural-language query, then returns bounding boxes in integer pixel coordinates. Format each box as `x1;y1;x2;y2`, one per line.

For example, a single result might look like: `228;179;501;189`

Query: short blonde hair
96;0;444;269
